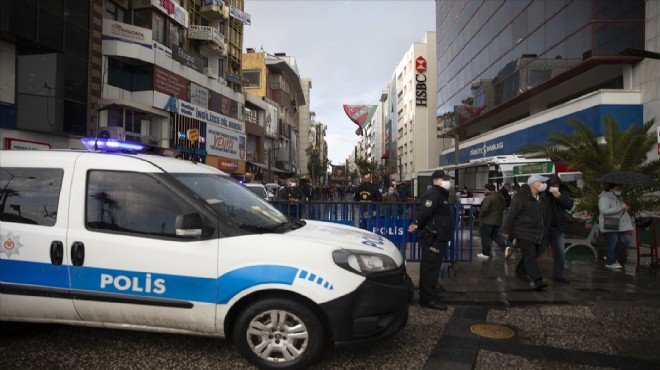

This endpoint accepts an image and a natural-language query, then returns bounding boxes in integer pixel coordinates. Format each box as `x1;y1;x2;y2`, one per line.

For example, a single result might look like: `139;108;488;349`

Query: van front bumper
319;265;411;345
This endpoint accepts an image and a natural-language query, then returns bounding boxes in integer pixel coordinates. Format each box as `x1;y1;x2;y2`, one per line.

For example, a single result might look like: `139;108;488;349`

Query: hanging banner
343;105;377;136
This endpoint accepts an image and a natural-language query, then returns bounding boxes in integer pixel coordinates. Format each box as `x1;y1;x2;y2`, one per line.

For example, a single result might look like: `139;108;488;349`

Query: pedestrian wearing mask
477;183;511;259
381;184;401;217
539;175;574;283
598;183;633;270
501;175;550;290
407;170;454;310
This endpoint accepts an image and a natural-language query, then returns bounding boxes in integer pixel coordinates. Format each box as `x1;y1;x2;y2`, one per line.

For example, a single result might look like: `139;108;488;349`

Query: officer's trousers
419;238;448;303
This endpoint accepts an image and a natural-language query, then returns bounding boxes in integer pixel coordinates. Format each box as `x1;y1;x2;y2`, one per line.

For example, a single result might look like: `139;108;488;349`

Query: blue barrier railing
273;200;475;262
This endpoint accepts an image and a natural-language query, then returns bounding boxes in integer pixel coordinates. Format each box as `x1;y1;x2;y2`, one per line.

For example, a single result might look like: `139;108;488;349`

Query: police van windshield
173;174;289;228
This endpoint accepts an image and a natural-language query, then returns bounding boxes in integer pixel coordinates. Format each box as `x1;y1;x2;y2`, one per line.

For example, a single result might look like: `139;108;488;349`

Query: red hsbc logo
415;56;427;74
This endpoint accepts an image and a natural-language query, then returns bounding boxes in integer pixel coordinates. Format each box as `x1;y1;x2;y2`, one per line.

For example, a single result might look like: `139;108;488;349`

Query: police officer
277;178;306;218
353;173;382;202
407;170;454;310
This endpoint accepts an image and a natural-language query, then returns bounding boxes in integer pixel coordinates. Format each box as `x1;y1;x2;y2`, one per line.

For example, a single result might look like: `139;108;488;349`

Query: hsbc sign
415;56;427;106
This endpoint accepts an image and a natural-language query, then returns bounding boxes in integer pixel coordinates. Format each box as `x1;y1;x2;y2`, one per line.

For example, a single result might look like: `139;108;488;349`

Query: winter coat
541;184;574;232
501;184;549;244
415;185;454;242
598;191;633;233
354;182;382;202
479;191;505;226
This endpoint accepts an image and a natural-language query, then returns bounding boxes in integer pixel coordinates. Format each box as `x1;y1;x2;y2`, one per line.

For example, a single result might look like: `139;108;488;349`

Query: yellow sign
187;128;199;142
469;324;515;339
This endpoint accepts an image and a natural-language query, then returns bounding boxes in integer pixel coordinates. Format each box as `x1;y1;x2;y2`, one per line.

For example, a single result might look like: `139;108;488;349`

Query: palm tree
521;116;660;217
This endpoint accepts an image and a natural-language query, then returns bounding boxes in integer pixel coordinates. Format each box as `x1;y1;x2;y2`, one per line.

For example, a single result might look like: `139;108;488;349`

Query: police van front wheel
233;298;325;369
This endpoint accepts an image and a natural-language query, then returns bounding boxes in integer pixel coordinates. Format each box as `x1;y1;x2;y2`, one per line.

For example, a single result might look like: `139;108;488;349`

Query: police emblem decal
1;232;23;258
424;200;433;207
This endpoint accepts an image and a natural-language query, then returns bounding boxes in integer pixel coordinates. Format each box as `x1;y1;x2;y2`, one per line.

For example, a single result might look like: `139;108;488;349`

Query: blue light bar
81;137;145;152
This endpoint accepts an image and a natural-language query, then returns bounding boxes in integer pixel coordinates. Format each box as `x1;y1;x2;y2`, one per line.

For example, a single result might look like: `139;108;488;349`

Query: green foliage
306;147;329;185
354;157;379;176
521;116;660;217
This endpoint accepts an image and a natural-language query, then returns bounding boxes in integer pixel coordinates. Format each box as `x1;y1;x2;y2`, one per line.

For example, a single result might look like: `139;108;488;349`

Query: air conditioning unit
98;126;125;140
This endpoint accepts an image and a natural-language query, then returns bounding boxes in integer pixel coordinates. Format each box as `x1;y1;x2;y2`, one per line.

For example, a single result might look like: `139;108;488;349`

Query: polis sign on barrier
415;56;427;106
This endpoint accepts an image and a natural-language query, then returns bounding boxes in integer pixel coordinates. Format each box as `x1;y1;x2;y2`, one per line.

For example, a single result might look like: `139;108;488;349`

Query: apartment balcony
201;0;229;20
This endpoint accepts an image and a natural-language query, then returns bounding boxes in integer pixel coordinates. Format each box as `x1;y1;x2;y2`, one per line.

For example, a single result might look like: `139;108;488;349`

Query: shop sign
4;137;50;150
513;162;554;176
218;160;239;172
229;5;251;26
206;123;245;160
187;128;199;142
226;73;249;86
151;0;189;28
102;21;152;48
188;25;224;47
190;83;209;109
153;66;188;100
415;56;427;106
172;45;206;73
177;100;244;134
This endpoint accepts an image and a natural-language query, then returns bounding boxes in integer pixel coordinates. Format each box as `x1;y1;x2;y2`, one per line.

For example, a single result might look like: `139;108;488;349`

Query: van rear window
0;167;63;226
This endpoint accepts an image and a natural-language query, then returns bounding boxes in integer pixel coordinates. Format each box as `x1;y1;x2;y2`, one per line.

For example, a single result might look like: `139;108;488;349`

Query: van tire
233;297;324;369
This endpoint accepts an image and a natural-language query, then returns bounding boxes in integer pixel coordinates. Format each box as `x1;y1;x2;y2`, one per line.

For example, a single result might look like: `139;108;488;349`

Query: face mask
290;183;296;187
614;191;621;196
389;190;395;195
537;183;547;192
549;186;559;193
440;180;452;190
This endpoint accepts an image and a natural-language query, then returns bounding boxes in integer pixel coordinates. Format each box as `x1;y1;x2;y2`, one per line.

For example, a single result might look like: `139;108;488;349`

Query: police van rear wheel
233;298;324;369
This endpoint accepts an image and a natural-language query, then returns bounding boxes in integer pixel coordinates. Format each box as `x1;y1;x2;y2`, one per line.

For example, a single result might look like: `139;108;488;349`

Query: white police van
0;139;410;369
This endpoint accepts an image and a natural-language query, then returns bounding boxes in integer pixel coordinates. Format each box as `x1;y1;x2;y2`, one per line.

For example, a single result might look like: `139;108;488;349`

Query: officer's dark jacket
541;184;574;232
277;186;306;203
415;184;453;241
353;182;382;202
501;184;549;244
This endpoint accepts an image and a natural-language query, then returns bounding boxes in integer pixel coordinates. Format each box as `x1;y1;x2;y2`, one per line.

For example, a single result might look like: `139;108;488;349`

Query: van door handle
71;242;85;266
50;241;63;265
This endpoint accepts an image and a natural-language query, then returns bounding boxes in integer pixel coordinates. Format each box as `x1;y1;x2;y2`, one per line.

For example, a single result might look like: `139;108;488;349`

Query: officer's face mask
440;180;452;190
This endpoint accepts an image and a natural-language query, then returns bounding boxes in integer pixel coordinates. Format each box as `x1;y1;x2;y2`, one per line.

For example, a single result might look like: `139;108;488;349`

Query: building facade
435;0;655;175
242;49;306;181
394;31;438;182
0;0;261;181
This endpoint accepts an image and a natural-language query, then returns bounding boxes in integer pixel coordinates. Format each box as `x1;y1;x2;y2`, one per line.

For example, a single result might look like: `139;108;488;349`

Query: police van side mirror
175;213;208;237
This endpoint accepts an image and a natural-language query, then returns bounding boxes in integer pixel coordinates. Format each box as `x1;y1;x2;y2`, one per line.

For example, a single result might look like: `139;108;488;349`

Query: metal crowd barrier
273;200;476;262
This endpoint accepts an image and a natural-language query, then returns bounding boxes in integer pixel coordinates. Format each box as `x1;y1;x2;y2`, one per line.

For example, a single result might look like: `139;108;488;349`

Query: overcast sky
243;0;436;165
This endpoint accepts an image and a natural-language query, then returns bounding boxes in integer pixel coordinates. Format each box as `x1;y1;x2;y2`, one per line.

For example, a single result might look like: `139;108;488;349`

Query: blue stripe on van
1;260;303;305
216;265;299;304
0;259;70;289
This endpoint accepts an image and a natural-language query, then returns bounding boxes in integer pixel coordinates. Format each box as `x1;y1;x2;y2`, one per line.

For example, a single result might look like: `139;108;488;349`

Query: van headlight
332;249;398;275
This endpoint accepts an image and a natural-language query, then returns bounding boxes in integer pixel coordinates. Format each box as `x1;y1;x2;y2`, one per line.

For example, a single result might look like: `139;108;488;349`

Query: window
243;70;261;88
105;1;126;22
0;168;63;227
86;171;198;238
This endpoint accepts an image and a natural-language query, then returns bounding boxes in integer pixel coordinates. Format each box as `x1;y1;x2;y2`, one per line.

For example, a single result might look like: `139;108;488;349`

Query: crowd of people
271;172;634;310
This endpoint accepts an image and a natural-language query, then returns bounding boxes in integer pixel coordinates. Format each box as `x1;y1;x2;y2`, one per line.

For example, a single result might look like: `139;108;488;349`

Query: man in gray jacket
477;183;511;259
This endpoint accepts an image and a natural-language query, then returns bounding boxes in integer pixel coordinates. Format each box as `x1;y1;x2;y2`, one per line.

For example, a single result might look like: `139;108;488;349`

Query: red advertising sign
153;66;188;100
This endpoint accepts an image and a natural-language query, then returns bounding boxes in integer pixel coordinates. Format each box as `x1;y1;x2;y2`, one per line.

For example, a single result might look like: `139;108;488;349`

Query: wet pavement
407;243;660;369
